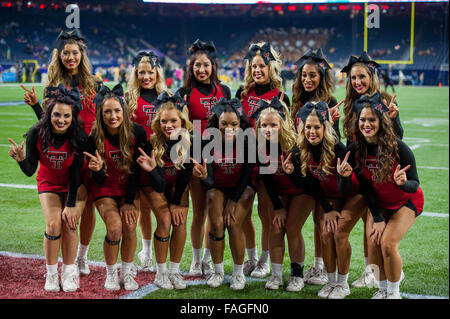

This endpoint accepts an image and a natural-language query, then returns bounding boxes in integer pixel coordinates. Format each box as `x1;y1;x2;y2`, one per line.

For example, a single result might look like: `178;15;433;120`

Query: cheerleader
200;98;255;290
290;48;341;285
176;39;231;277
21;29;102;276
251;97;315;292
84;84;147;291
347;93;423;299
340;52;402;288
8;88;87;292
136;92;193;290
125;51;171;271
236;42;290;278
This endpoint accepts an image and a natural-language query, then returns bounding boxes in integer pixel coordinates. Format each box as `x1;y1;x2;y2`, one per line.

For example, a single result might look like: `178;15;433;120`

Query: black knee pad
209;232;225;242
154;232;170;242
44;232;61;240
104;235;121;246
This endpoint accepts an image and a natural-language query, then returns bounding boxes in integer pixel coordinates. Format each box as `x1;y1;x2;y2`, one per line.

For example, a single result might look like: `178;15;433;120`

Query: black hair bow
211;98;245;118
340;52;380;74
188;39;217;61
353;92;389;119
55;29;86;51
93;84;125;109
251;96;286;120
244;43;276;65
132;51;160;68
45;84;82;109
295;48;331;75
153;91;187;112
297;101;330;124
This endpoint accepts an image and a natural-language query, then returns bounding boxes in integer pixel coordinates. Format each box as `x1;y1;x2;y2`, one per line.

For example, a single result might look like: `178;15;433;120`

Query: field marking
0;101;28;107
417;166;449;171
0;183;37;189
421;212;449;218
0;112;35;117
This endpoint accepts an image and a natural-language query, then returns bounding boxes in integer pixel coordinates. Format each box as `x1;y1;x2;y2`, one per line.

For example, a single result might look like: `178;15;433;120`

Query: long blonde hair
150;102;193;170
125;57;170;117
296;109;338;176
239;42;283;100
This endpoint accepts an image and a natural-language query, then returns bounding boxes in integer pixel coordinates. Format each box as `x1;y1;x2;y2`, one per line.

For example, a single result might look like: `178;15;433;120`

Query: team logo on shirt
200;97;219;118
308;164;328;181
109;150;121;168
143;104;157;127
365;158;378;181
217;156;237;174
247;96;261;116
46;151;67;169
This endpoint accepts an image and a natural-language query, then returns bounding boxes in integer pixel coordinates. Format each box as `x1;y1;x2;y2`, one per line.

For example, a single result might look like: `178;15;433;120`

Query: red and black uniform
348;139;424;222
177;82;231;134
85;123;147;204
18;124;88;207
132;88;158;139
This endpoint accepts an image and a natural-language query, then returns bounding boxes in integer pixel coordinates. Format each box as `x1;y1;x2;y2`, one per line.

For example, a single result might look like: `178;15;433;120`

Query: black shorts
382;199;421;223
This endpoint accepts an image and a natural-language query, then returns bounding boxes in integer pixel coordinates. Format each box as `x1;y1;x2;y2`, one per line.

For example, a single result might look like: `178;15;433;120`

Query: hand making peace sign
8;138;25;162
83;150;104;172
336;151;353;177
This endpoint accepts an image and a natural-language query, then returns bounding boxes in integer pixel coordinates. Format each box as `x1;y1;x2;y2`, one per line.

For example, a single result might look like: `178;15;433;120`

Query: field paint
0;101;27;107
0;112;35;117
403;118;449;127
0;123;31;128
0;183;37;189
422;212;449;218
417;166;449;171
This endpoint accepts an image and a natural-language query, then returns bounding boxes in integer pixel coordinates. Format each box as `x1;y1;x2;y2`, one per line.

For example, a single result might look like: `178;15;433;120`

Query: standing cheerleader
84;84;147;291
176;39;231;277
8;87;88;292
290;48;341;285
21;29;102;276
347;93;423;299
340;52;402;288
237;42;290;278
125;51;171;271
137;92;193;290
252;97;315;292
200;98;255;290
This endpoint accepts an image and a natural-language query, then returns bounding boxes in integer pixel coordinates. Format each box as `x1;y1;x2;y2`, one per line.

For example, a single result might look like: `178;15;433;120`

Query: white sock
192;248;202;263
364;257;370;268
379;280;387;291
169;261;180;274
46;263;58;275
106;264;116;275
121;261;133;275
157;263;167;274
337;273;349;285
202;248;211;262
77;244;89;259
327;271;337;284
141;239;152;256
246;247;258;262
271;263;283;277
233;264;244;275
387;280;400;293
62;263;77;274
259;250;269;264
314;257;324;269
214;263;224;274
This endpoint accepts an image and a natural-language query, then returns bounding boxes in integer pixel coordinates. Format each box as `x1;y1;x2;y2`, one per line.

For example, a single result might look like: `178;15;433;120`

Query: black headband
297;101;330;125
341;51;380;74
353;92;389;119
45;84;82;110
295;48;331;75
55;29;86;51
251;96;286;120
244;43;276;65
153;91;187;113
211;98;245;119
93;84;125;110
132;51;160;69
188;39;217;62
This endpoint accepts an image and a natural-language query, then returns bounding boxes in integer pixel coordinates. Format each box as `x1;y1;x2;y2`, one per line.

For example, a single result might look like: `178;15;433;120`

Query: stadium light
319;5;326;11
304;5;312;11
274;5;282;11
287;5;296;11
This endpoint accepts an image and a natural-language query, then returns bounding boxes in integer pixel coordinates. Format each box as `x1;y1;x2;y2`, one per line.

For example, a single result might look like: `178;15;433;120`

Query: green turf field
0;83;448;299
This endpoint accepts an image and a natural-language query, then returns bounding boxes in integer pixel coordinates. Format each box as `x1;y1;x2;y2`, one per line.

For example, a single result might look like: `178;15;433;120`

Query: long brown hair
182;51;220;94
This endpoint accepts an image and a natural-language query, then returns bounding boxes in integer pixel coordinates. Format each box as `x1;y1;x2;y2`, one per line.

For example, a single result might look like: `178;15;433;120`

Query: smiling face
358;106;379;143
193;53;212;84
350;65;371;95
251;55;270;85
137;62;157;89
301;63;321;92
160;108;182;139
51;103;73;134
219;111;240;142
304;114;324;146
60;43;81;75
102;98;123;134
259;112;281;143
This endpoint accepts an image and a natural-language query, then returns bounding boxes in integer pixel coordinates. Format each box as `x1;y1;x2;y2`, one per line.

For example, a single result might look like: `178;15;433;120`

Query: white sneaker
120;272;139;291
317;282;335;298
154;272;174;290
305;266;328;285
265;275;283;290
44;273;60;292
61;267;80;292
168;272;187;290
386;291;402;299
372;289;387;299
76;256;90;276
230;273;246;290
250;261;271;278
286;276;304;292
202;260;214;277
352;267;379;288
189;260;202;276
104;269;120;291
206;272;224;288
138;251;154;272
243;259;258;276
328;283;351;299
